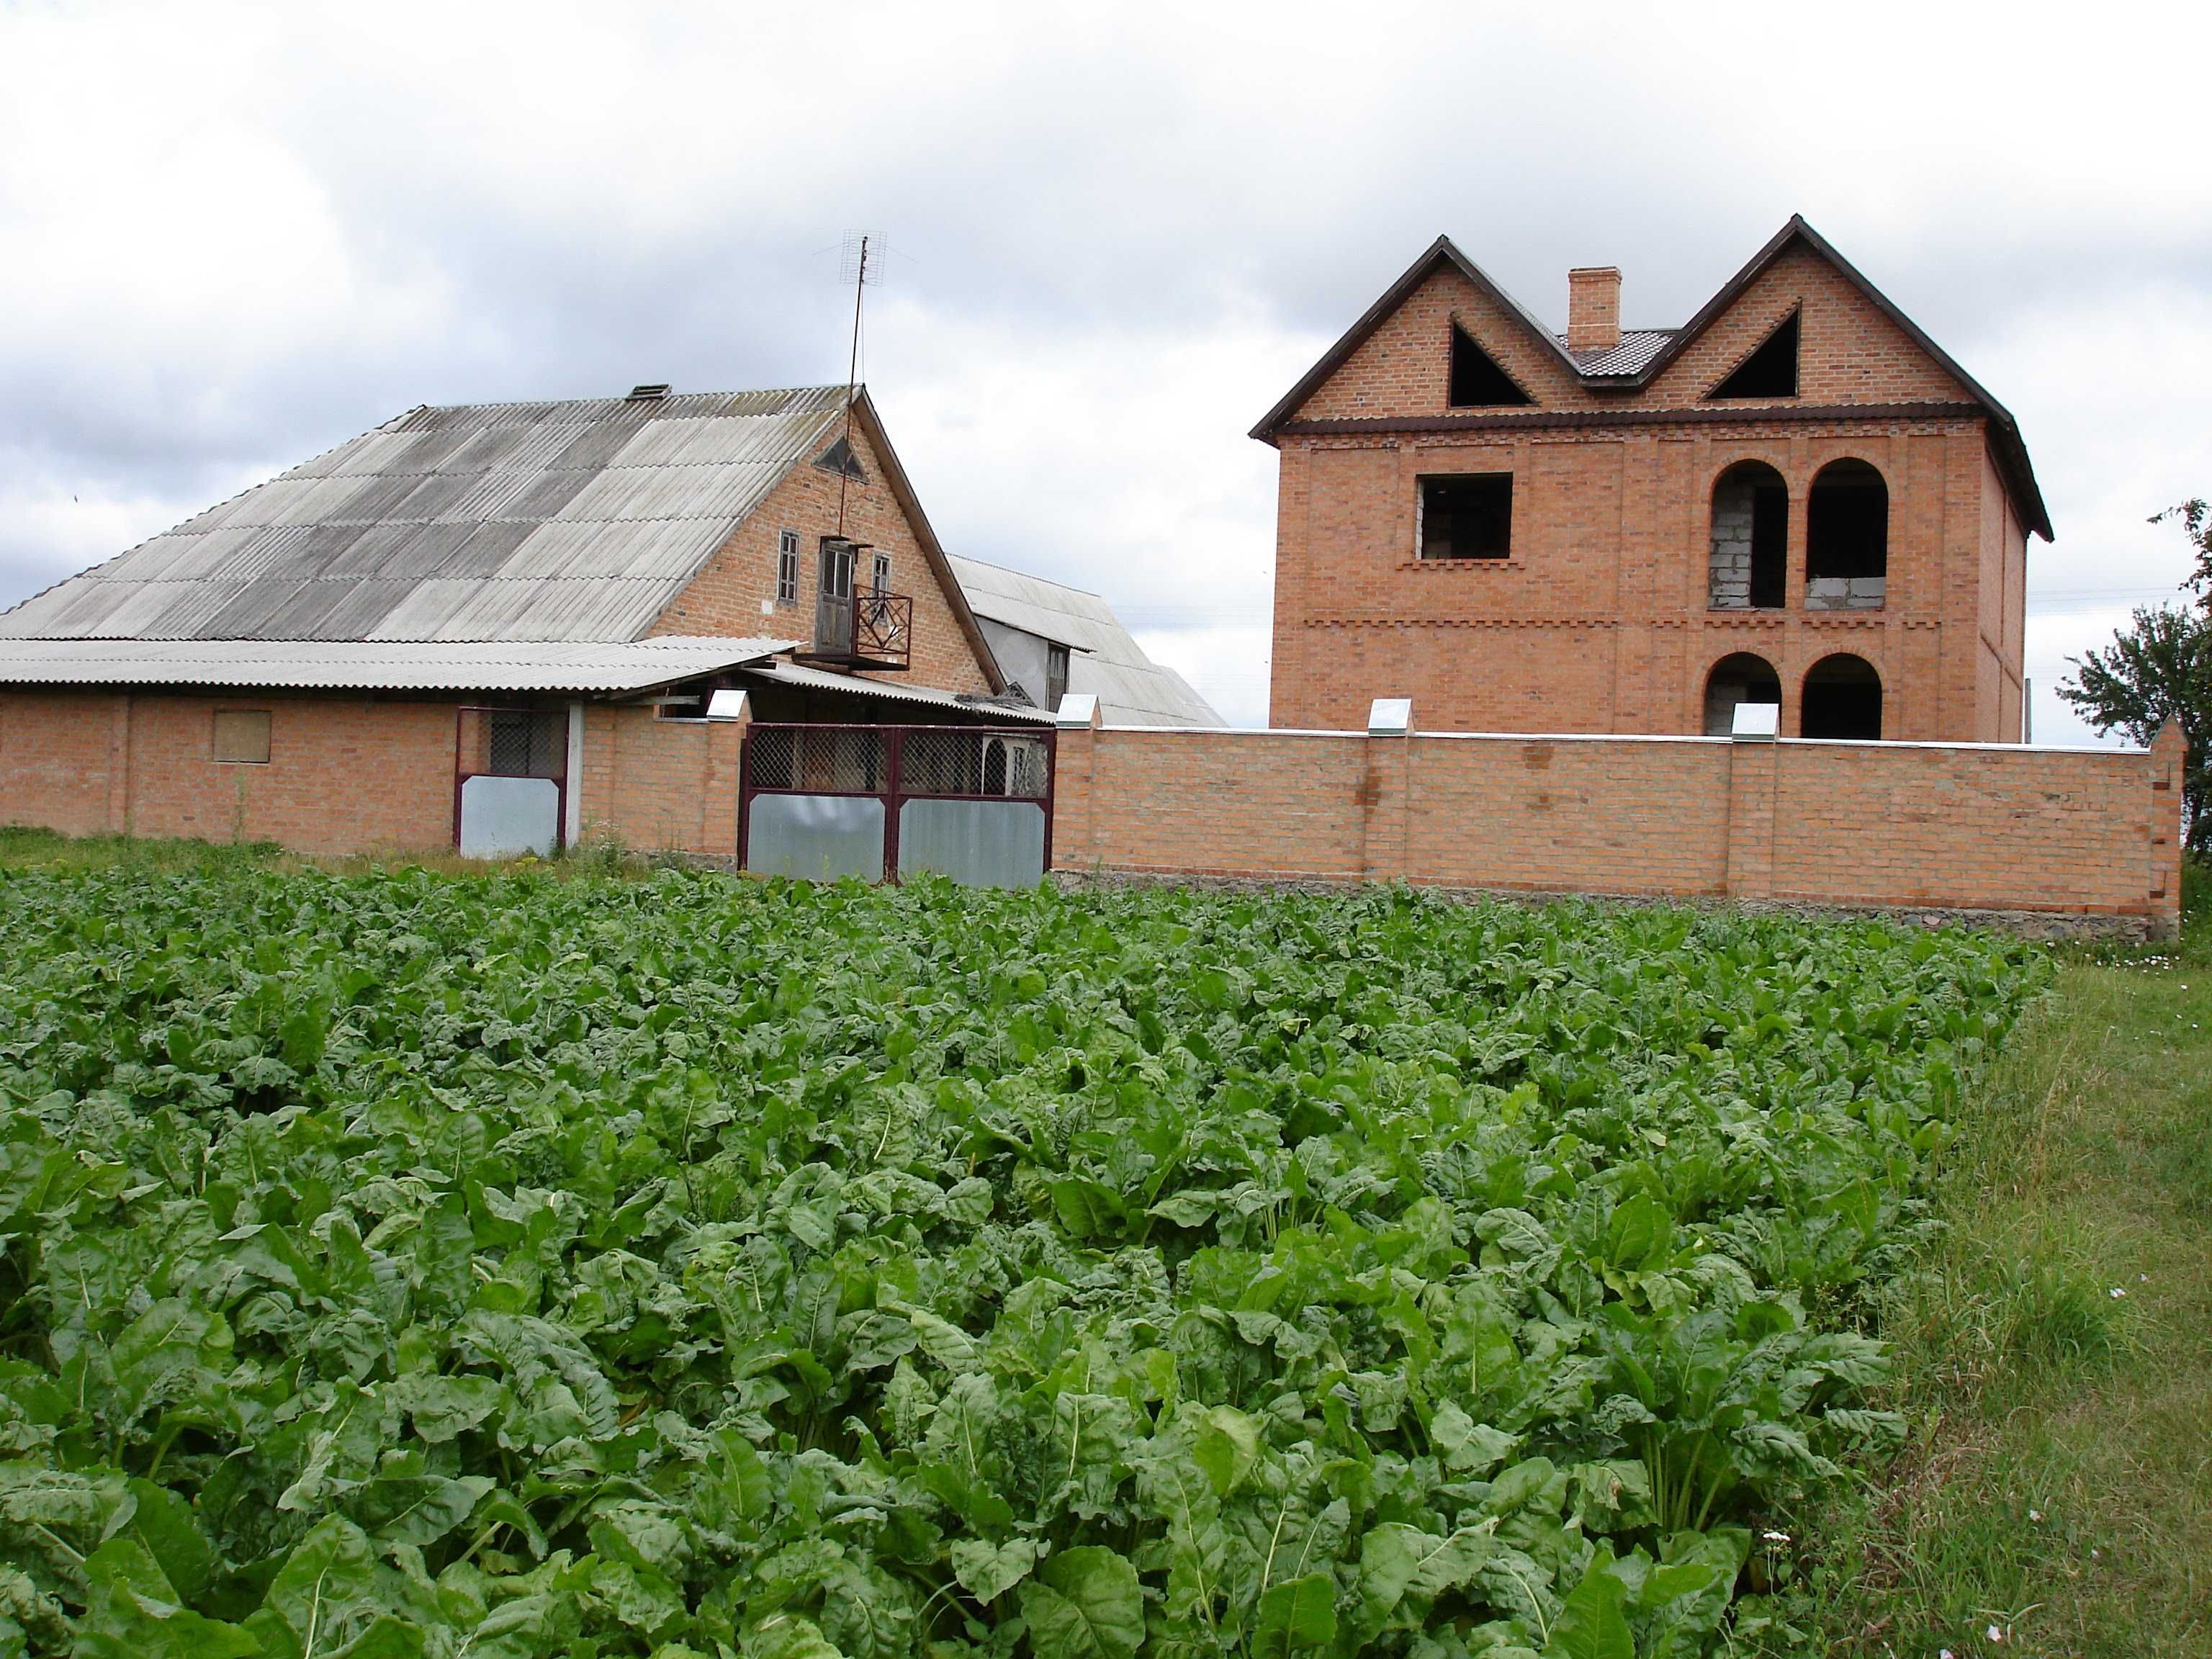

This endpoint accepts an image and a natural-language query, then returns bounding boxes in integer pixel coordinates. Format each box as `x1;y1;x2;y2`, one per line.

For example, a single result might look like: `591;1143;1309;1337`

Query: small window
1046;643;1070;712
1418;474;1513;560
776;530;799;604
212;709;271;765
1448;324;1534;408
872;550;892;593
1709;310;1800;400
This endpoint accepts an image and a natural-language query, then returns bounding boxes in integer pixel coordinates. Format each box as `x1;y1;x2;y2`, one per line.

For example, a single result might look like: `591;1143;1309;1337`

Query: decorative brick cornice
1277;400;1986;439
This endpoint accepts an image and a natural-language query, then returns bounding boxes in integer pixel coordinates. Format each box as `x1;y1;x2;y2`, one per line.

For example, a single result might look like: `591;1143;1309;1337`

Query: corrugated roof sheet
1558;329;1676;376
737;660;1054;724
0;387;853;644
946;555;1224;727
0;636;798;693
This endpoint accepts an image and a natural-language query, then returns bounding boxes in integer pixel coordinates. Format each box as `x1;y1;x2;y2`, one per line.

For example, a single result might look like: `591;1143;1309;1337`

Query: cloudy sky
2;1;2206;735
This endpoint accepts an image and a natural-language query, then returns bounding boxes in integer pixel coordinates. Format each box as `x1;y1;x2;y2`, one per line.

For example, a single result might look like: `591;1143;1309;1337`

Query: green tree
2150;498;2212;595
2058;603;2210;853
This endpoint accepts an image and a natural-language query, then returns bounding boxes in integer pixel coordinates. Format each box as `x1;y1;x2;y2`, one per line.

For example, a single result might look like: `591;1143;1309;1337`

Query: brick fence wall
1050;711;2187;935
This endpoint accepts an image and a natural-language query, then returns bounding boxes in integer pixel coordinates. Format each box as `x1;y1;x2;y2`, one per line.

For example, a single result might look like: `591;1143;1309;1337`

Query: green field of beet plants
0;851;2044;1659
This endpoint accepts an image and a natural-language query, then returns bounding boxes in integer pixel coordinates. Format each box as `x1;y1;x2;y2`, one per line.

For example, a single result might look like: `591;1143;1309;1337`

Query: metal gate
454;706;568;858
739;723;1056;886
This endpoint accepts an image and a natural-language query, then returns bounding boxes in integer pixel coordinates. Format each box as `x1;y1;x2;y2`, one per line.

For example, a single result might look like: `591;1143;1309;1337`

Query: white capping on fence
1054;693;1102;729
706;688;751;721
1731;701;1781;741
1367;698;1413;737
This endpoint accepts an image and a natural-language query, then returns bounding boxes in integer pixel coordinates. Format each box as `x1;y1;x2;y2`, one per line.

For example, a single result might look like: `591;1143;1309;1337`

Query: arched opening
1802;654;1883;740
1708;462;1787;610
1805;459;1888;610
1703;652;1781;736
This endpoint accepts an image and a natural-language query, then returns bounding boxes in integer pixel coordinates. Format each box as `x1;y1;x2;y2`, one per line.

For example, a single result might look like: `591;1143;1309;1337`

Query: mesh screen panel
746;726;887;793
901;729;1048;799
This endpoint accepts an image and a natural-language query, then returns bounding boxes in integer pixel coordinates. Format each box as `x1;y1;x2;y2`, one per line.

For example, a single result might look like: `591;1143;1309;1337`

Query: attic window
1448;324;1534;408
814;436;868;480
626;383;671;401
1707;311;1799;400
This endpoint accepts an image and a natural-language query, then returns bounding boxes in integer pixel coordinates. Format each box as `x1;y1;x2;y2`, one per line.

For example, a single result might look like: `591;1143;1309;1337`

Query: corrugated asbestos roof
947;554;1224;728
0;387;853;644
0;636;797;693
737;659;1054;724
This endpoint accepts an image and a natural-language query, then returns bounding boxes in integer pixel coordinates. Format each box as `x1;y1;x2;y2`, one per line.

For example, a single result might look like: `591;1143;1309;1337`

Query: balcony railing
796;590;914;672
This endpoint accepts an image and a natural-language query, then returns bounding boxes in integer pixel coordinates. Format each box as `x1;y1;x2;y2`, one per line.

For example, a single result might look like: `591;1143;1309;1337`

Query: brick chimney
1567;266;1622;354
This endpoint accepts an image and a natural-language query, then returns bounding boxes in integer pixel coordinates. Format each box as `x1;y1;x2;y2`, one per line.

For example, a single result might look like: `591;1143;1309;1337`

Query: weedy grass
0;840;2050;1658
1760;859;2212;1658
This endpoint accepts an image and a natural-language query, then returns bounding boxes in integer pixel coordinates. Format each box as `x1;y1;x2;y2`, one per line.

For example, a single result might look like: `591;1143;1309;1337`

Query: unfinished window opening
1448;324;1534;408
1805;458;1888;609
1418;473;1514;560
211;709;271;765
814;436;867;481
1801;653;1883;740
1701;653;1781;737
776;529;799;604
1708;310;1800;400
1707;461;1788;609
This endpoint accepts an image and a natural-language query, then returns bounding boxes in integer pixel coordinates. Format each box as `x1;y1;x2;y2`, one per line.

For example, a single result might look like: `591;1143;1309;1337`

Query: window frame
872;550;892;594
776;529;800;604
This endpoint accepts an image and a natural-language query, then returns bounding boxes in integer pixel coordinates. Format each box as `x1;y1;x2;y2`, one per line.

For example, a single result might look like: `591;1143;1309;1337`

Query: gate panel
898;798;1047;886
747;793;886;881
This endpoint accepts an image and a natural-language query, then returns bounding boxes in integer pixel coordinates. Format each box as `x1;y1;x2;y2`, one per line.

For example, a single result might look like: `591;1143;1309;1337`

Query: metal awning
737;660;1054;723
0;636;801;693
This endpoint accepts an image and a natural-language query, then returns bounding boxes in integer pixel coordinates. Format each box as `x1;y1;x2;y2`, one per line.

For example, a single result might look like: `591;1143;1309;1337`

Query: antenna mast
837;232;871;536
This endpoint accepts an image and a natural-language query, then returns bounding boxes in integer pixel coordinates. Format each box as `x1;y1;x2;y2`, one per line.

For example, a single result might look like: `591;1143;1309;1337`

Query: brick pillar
2149;719;2186;939
703;693;750;858
107;693;132;835
1362;698;1413;882
1723;727;1781;901
1050;694;1102;872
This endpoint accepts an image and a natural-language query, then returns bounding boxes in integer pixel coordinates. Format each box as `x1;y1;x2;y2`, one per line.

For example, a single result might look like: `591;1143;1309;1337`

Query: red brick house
1254;215;2050;742
0;385;1050;858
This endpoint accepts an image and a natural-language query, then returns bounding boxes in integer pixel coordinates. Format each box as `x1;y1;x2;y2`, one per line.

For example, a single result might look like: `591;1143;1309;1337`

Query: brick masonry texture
1268;245;2030;742
1051;719;2187;938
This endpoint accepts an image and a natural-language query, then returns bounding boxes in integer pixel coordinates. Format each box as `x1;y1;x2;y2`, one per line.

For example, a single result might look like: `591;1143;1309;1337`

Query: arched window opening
1702;652;1781;737
1448;323;1534;408
1802;654;1883;740
1708;462;1788;610
1806;459;1887;610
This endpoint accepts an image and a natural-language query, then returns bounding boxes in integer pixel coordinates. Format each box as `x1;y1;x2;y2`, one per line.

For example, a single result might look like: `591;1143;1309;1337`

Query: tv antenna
834;230;881;535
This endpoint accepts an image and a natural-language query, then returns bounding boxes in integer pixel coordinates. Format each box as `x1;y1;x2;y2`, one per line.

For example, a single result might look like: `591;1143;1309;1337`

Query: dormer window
1708;310;1800;400
1448;324;1534;408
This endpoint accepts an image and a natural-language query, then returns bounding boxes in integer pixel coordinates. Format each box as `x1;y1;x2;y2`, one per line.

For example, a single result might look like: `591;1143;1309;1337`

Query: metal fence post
884;725;904;884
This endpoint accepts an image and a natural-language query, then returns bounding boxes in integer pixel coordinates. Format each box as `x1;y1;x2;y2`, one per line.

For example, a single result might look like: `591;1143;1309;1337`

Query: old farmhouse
1255;215;2050;742
0;385;1084;860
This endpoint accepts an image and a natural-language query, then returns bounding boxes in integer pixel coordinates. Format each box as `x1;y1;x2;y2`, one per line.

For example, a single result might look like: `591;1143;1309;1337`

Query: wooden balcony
793;589;914;672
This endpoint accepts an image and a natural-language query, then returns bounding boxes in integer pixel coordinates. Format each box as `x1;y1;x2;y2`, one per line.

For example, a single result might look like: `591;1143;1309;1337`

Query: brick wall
1052;716;2186;935
577;703;743;856
0;691;456;853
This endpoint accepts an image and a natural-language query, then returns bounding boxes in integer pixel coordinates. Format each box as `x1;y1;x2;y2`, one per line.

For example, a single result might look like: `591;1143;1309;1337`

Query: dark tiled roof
1557;329;1676;377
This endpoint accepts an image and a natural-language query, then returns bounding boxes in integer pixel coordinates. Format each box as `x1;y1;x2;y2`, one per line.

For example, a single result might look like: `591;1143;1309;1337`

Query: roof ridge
948;549;1109;601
